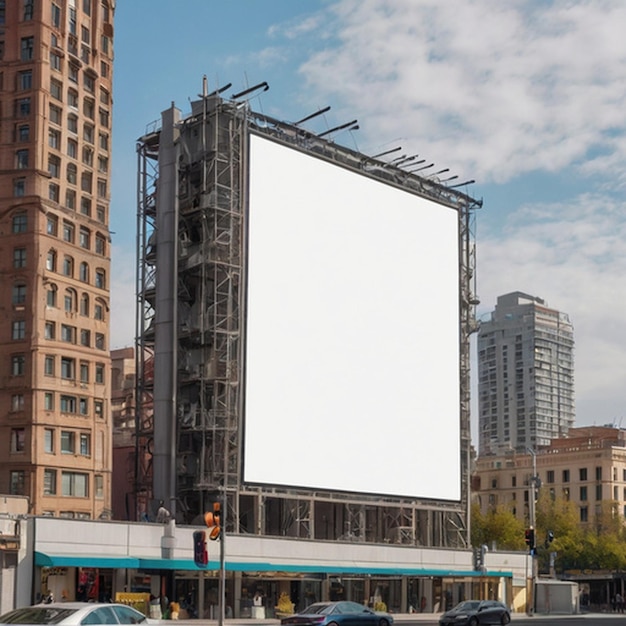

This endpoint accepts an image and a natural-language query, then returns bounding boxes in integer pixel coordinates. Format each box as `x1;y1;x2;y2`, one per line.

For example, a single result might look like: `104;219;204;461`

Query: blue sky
109;0;626;434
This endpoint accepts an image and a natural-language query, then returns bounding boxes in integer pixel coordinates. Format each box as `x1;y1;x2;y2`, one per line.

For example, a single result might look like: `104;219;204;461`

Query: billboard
243;133;461;501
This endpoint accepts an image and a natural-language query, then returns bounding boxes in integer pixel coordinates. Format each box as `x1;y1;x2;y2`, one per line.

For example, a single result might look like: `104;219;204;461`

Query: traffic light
545;530;554;547
204;501;221;541
525;528;535;552
193;530;208;567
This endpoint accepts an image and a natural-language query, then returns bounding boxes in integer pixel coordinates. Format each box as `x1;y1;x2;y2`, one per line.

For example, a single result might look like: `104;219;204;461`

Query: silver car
0;603;152;625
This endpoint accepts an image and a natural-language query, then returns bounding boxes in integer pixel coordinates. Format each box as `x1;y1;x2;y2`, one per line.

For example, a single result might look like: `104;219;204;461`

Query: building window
60;395;77;413
83;124;94;144
98;108;109;128
68;114;78;133
97;155;108;173
48;155;61;178
80;433;90;456
51;3;61;27
100;61;109;78
16;149;29;169
46;250;57;271
95;235;105;255
14;178;26;196
79;397;88;415
21;36;34;60
65;189;76;210
95;363;104;384
80;294;89;316
63;256;74;277
13;213;27;233
17;125;30;142
67;138;78;159
81;196;92;216
79;227;90;249
562;469;570;483
15;97;31;117
596;484;603;501
44;392;54;411
96;178;107;199
95;475;103;499
94;302;103;320
579;467;588;481
50;51;62;70
44;355;55;376
18;69;32;90
80;362;89;382
66;163;77;185
50;79;62;101
12;283;27;305
68;88;79;107
62;472;88;497
84;73;95;93
63;221;74;243
79;262;89;282
44;469;57;495
95;333;105;350
64;289;76;312
61;431;75;454
46;286;57;307
50;104;62;124
44;429;54;453
69;62;79;83
80;329;90;347
596;466;602;481
23;0;34;20
49;128;61;149
48;183;59;203
81;171;93;192
95;269;105;289
13;248;26;268
10;471;26;495
12;320;26;340
10;428;25;452
96;205;105;223
61;357;75;379
94;400;103;418
47;215;58;236
44;321;55;339
12;394;25;412
12;354;26;375
61;324;76;343
83;97;94;119
580;506;588;523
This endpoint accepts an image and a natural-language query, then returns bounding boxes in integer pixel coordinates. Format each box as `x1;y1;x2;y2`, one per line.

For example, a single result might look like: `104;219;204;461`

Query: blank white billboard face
244;134;461;501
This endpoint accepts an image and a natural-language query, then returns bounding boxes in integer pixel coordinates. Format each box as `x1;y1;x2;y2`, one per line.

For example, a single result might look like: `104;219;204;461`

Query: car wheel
378;619;390;626
500;612;510;625
468;617;478;626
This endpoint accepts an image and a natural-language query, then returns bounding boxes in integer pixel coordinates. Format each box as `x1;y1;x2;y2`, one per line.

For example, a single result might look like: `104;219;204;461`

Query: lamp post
526;447;540;615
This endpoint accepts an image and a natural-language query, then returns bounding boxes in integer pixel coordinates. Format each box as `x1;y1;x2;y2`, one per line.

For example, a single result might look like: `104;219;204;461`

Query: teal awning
35;551;140;569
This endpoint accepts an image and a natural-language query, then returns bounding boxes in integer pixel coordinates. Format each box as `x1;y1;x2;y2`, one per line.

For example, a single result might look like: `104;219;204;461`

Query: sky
109;0;626;438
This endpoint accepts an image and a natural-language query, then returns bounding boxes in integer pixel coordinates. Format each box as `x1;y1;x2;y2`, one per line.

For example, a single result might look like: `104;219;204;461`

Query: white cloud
296;0;626;182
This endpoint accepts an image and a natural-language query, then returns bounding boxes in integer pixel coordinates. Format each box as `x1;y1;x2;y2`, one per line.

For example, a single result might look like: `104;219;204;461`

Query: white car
0;603;152;625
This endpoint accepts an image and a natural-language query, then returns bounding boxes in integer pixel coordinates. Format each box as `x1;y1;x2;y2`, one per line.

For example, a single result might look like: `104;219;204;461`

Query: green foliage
471;503;526;551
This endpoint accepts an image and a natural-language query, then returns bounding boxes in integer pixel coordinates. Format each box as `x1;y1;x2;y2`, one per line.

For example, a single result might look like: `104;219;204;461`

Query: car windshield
455;601;481;612
0;608;77;624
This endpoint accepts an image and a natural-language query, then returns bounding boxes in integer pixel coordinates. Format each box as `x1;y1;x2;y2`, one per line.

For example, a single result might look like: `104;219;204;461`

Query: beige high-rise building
0;0;114;518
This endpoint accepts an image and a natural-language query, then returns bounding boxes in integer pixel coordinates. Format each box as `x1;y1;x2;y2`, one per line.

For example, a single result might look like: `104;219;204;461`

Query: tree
471;503;526;551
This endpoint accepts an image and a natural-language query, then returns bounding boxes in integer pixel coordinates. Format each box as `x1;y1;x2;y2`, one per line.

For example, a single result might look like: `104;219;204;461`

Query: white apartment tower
478;292;575;455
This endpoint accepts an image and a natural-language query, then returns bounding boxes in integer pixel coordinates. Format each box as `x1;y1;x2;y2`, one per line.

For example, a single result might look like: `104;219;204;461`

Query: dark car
439;600;510;626
280;601;393;626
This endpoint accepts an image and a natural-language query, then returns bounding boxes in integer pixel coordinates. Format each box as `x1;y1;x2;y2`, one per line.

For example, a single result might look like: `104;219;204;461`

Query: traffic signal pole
527;447;538;616
219;494;225;626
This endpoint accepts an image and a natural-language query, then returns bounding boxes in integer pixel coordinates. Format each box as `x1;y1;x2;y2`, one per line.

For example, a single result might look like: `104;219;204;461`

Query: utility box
535;580;579;614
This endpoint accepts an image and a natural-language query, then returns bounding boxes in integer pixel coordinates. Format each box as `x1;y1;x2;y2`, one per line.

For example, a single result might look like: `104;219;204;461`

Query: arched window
79;262;89;282
63;255;74;277
80;293;89;316
46;284;58;307
46;249;57;271
95;267;106;289
64;288;77;313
